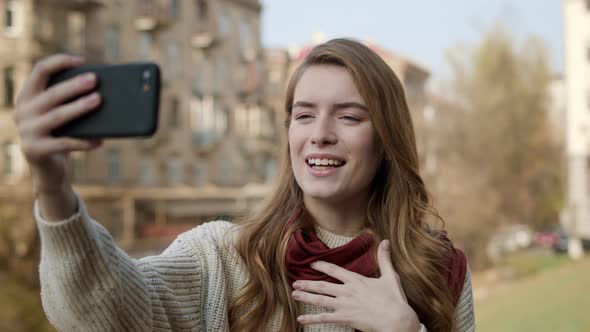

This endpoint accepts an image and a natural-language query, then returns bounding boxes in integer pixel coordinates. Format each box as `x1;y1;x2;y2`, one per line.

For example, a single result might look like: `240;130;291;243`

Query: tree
427;25;564;268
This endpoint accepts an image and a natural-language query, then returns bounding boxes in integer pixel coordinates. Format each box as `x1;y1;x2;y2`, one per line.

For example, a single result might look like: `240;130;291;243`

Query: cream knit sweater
34;193;475;332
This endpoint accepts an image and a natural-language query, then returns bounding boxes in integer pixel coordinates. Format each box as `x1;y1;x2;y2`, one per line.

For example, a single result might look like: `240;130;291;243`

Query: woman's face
289;64;381;204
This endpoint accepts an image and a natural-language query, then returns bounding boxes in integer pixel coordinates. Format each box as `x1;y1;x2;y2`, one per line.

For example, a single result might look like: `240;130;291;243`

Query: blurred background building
563;0;590;258
0;0;276;253
0;0;430;254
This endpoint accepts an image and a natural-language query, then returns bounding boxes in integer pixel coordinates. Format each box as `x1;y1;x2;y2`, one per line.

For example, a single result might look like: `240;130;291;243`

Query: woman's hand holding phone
12;54;103;221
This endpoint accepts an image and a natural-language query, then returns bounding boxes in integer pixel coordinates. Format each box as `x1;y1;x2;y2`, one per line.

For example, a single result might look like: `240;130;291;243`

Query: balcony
60;0;104;10
191;32;216;49
135;0;171;31
190;13;218;50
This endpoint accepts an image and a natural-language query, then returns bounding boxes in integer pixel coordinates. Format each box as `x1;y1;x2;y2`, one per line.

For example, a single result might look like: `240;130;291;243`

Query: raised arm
15;55;210;331
35;192;208;331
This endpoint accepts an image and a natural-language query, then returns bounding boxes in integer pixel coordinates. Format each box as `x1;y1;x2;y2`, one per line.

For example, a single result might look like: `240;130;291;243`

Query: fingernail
382;240;390;250
86;92;99;102
310;261;320;268
80;73;96;85
84;94;100;108
292;281;301;288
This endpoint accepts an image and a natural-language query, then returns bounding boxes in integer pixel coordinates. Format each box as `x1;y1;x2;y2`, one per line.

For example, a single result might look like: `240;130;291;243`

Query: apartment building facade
0;0;277;250
563;0;590;256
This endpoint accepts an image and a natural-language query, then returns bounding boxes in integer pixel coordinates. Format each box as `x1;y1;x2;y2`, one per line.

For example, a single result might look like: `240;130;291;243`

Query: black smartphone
48;62;161;138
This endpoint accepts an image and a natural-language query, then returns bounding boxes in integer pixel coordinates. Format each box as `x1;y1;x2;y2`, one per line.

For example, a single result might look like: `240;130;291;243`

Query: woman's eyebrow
292;101;316;109
333;102;368;111
292;101;367;111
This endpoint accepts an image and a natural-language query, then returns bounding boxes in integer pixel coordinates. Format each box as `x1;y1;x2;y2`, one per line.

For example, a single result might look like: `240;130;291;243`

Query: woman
14;39;474;331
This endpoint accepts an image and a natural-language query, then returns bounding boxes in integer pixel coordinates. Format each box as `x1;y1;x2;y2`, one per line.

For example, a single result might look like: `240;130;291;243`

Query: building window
193;163;207;186
215;57;228;92
167;40;181;75
264;157;277;183
106;25;120;60
190;95;227;145
169;97;180;128
236;105;274;138
108;149;120;183
193;58;208;94
4;0;21;36
219;158;231;185
138;31;152;59
139;159;154;185
167;158;182;185
217;7;230;36
196;0;208;20
239;17;255;60
2;141;15;176
170;0;180;18
4;67;14;107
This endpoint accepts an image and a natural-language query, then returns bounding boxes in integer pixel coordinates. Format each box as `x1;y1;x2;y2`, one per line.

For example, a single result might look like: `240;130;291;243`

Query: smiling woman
288;65;380;209
18;39;474;332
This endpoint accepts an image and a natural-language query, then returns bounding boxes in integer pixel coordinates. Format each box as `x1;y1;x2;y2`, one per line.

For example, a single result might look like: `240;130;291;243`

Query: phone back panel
49;62;160;138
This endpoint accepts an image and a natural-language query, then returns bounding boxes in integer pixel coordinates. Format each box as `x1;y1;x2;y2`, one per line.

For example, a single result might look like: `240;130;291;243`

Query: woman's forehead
293;65;364;104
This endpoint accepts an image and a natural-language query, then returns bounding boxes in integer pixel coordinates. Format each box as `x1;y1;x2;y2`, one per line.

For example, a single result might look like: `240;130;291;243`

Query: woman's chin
303;189;346;203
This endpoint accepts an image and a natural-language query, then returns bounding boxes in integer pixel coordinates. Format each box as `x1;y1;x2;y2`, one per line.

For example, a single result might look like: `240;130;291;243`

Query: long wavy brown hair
229;38;457;332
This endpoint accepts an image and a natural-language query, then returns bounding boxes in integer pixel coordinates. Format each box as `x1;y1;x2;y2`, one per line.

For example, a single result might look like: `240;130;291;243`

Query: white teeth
306;158;344;166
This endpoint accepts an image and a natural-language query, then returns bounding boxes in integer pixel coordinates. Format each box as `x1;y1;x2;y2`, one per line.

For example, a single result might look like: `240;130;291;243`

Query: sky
260;0;563;80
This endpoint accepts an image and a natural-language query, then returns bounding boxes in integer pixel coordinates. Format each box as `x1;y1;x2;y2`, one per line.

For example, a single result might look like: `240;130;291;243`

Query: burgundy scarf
284;211;467;305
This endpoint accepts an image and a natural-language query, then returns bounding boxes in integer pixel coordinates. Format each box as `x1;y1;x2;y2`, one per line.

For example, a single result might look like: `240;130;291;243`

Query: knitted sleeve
34;192;207;331
454;266;475;332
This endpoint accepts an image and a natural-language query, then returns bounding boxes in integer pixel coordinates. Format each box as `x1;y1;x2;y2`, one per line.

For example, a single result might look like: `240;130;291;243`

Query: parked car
534;225;563;249
487;224;534;262
535;224;590;253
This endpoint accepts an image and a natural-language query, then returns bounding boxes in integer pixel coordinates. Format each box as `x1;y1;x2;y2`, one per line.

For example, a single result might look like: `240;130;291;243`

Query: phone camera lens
143;70;151;80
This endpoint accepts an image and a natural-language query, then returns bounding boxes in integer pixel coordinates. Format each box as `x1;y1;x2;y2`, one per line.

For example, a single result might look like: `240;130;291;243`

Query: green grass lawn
475;254;590;332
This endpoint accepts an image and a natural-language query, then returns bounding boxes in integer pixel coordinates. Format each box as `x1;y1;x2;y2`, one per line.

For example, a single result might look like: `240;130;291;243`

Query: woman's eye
295;114;313;120
341;116;360;122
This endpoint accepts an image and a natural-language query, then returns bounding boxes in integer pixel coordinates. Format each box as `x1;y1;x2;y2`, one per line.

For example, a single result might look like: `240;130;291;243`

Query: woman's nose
310;117;337;146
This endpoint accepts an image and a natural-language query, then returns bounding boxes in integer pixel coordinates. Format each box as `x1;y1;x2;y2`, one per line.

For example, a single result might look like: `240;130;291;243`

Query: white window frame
190;95;227;145
2;140;24;181
4;0;23;37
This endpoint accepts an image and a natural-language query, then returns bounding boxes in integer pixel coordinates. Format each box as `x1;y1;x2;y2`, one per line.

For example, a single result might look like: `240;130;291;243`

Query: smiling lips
305;155;346;174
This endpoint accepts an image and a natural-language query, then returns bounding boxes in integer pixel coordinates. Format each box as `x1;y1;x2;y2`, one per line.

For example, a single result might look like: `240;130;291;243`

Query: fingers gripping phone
48;62;161;138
